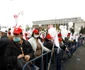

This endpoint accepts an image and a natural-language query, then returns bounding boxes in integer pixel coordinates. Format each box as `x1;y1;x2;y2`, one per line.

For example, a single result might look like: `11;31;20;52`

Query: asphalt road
63;46;85;70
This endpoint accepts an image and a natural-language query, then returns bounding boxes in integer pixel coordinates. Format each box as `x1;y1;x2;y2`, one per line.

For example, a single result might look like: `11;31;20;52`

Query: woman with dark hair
28;28;50;69
28;28;50;56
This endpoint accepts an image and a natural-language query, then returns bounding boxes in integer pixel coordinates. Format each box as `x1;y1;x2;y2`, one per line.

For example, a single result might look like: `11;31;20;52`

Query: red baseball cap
58;38;62;42
46;34;52;39
58;33;62;37
33;29;39;34
67;33;70;37
13;27;22;34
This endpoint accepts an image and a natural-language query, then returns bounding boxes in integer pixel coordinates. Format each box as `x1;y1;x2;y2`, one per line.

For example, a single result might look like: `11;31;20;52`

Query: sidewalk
63;46;85;70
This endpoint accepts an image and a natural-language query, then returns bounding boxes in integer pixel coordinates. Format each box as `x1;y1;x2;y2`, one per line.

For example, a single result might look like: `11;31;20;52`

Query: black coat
43;39;53;50
0;35;10;69
43;39;57;64
4;39;34;70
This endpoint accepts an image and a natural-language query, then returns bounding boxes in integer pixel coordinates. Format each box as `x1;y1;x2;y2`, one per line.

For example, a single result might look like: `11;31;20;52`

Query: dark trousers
56;49;63;70
35;58;42;70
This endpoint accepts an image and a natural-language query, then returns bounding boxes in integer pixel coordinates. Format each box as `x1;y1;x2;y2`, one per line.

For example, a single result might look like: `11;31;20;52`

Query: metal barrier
22;48;57;70
22;37;85;70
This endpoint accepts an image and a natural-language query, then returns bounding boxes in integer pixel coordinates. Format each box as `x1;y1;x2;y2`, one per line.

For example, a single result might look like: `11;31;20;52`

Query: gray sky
0;0;85;28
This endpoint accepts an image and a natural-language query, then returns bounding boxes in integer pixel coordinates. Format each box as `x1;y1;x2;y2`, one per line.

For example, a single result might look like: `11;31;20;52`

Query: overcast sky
0;0;85;28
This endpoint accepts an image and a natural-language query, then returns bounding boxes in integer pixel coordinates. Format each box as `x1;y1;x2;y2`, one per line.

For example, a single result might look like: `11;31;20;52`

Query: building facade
32;17;85;33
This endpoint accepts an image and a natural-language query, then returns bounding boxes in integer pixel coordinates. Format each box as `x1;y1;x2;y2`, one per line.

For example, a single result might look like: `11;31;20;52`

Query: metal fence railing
22;48;57;70
22;36;85;70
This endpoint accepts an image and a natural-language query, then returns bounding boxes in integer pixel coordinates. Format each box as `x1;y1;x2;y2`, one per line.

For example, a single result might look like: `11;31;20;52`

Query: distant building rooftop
33;17;85;25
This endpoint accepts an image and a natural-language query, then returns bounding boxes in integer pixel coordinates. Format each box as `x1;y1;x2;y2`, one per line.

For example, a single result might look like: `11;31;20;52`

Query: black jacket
0;35;10;69
4;39;34;70
43;39;54;50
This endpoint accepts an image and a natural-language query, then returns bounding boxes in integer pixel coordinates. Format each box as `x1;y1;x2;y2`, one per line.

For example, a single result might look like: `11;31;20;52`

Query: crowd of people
0;25;84;70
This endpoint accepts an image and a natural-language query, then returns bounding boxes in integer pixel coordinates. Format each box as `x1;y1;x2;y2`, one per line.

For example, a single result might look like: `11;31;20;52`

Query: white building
32;17;85;33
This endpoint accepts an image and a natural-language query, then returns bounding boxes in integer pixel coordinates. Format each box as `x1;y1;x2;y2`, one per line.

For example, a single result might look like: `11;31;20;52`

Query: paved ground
63;46;85;70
